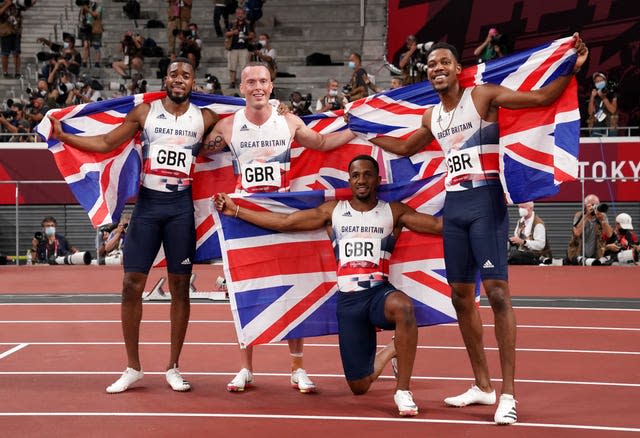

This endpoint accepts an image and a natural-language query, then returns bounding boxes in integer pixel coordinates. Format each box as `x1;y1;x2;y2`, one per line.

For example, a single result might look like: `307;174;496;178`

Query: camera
246;41;262;52
593;203;609;214
342;84;352;95
34;231;45;243
416;41;434;54
13;0;33;11
415;62;428;73
1;110;16;119
50;251;92;265
204;73;221;92
75;0;90;6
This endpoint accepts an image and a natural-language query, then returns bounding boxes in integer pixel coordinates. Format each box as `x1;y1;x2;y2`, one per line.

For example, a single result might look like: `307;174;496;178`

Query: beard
167;88;191;104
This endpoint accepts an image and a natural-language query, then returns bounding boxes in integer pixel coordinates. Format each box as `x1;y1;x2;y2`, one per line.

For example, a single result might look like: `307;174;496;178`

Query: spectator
99;214;129;264
177;23;202;69
396;35;426;85
244;0;264;32
344;52;371;102
389;76;403;90
0;100;31;141
0;0;33;78
24;91;50;129
604;213;639;264
37;34;82;79
566;194;613;265
112;31;144;79
225;7;251;88
315;78;347;113
289;91;312;116
65;78;102;105
473;28;501;63
507;202;552;265
201;72;223;94
588;72;618;137
78;0;103;68
30;216;77;264
250;33;276;80
167;0;192;56
213;0;230;38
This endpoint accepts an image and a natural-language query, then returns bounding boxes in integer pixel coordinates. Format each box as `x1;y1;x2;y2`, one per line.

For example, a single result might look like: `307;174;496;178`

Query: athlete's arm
201;114;231;155
393;202;442;235
215;192;335;232
369;107;435;157
202;107;220;136
479;33;588;111
287;113;356;151
48;103;149;153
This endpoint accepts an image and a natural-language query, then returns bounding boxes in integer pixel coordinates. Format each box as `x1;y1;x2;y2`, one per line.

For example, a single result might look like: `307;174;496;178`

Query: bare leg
238;344;253;371
483;279;516;397
121;272;147;371
288;338;303;370
450;282;493;392
166;273;191;370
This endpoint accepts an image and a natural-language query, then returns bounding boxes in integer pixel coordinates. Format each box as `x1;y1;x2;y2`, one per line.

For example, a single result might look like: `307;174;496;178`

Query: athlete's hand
572;32;589;74
48;115;63;140
276;101;290;115
214;193;237;216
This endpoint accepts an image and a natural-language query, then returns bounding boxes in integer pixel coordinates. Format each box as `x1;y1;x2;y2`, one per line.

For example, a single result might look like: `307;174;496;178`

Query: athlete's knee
387;293;415;325
484;281;512;314
450;285;476;313
122;273;146;301
347;379;371;395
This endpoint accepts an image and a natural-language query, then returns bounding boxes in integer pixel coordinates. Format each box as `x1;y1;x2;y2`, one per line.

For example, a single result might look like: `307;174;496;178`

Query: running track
0;301;638;437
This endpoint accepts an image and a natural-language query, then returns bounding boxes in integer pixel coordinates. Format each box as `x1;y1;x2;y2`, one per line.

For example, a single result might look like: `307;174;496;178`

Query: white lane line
0;343;28;360
0;341;636;356
0;412;636;432
0;371;637;388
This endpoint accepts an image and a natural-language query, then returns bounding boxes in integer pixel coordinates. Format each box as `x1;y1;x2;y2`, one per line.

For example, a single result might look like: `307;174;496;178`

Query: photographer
40;33;82;80
98;214;129;263
167;0;192;56
76;0;103;68
224;7;250;88
24;91;50;129
289;91;312;116
0;100;31;141
395;35;427;85
588;72;618;137
31;215;77;264
315;78;347;113
508;202;552;265
344;52;372;102
201;73;222;95
0;0;35;78
112;31;144;79
473;28;502;63
603;213;639;265
566;194;613;265
176;23;201;69
249;33;276;80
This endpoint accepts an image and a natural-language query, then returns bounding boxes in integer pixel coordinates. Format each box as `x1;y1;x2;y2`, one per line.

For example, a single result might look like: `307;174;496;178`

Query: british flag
214;175;453;347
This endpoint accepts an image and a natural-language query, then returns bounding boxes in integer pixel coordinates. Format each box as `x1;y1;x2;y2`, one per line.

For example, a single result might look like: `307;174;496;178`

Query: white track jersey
331;200;396;292
140;100;204;192
229;108;293;193
431;88;500;191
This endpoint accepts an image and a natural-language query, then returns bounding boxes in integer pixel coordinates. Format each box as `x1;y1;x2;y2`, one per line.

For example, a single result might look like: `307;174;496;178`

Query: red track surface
0;303;638;437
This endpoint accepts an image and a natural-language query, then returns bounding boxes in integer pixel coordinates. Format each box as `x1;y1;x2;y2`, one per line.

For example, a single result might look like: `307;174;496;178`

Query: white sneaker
494;394;517;425
166;367;191;392
291;368;317;393
227;368;253;392
444;385;496;407
394;390;419;416
106;367;144;394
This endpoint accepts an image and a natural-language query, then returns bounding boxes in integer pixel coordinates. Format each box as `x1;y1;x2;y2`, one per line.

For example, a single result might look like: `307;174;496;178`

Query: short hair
350;52;362;63
326;78;338;87
259;33;270;39
170;57;194;68
41;216;57;226
348;155;379;175
426;42;461;63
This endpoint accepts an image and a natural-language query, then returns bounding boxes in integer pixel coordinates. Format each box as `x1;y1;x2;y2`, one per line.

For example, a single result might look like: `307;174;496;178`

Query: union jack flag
214;176;453;347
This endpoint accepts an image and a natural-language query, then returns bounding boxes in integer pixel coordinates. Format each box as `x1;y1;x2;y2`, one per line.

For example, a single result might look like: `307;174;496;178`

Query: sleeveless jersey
331;200;396;292
431;87;500;191
140;100;204;192
229;108;293;193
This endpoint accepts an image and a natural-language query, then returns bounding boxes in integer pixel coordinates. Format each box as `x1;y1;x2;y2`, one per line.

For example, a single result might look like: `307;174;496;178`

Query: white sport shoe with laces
291;368;317;393
494;394;517;425
444;385;496;407
106;367;144;394
227;368;254;392
394;390;419;416
166;367;191;392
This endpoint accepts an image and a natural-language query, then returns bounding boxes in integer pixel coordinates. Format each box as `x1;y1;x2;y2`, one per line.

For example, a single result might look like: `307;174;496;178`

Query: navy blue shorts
336;282;397;381
443;183;508;283
123;187;195;275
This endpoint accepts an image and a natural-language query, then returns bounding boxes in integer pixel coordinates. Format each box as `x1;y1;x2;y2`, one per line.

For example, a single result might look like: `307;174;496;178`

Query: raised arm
369;107;435;157
392;202;442;235
288;112;356;151
48;103;149;153
215;192;335;232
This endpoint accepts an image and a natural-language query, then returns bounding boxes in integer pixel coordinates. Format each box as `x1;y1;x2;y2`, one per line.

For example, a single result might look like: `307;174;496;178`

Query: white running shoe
494;394;517;425
291;368;317;393
390;357;398;379
106;367;144;394
444;385;496;407
227;368;254;392
166;367;191;392
394;390;419;416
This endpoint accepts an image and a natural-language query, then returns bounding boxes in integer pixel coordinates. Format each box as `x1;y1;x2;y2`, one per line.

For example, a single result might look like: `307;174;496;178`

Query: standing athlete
49;58;219;393
215;155;442;415
205;61;355;393
369;34;588;424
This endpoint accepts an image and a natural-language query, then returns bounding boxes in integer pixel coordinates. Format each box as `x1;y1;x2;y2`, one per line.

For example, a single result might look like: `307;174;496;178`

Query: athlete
215;155;442;415
367;34;588;424
204;61;356;393
49;58;219;393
